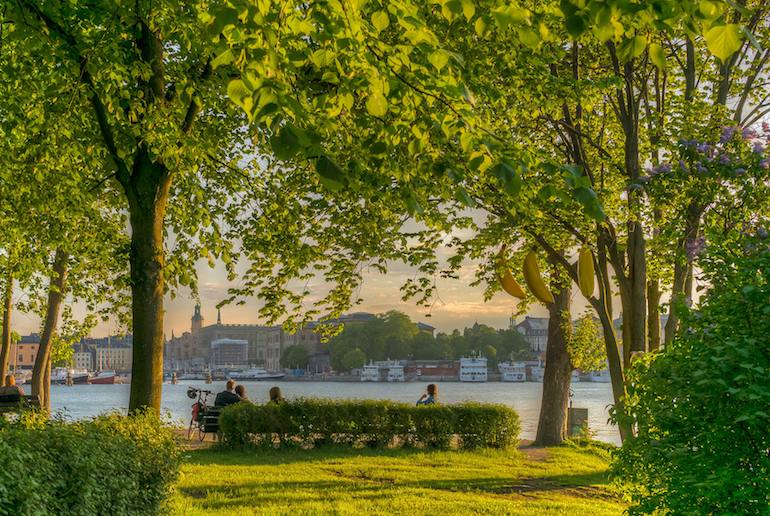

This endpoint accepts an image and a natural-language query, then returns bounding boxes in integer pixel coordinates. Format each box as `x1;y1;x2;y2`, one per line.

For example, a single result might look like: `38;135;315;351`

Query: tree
567;314;606;373
614;230;770;514
280;345;308;370
340;348;367;372
2;1;253;413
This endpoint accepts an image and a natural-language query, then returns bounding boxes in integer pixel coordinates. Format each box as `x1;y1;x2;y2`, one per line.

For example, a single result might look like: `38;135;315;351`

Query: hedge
0;411;179;516
218;399;520;450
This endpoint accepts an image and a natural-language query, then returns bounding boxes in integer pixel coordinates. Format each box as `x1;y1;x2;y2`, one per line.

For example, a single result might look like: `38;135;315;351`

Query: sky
12;245;565;339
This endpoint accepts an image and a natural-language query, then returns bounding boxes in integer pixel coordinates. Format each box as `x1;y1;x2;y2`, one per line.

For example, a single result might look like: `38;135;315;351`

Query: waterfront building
73;351;94;371
94;346;132;373
14;335;40;369
210;338;249;368
514;316;549;353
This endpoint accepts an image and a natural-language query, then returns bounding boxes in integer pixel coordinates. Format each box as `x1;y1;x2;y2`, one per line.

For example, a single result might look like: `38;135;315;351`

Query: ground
171;441;625;515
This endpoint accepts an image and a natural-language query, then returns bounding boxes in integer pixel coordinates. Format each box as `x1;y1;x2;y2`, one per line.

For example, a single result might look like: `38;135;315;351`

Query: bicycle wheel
198;425;207;442
187;419;195;440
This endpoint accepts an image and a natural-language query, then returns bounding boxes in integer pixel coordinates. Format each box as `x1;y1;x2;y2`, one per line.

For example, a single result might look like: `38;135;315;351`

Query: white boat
498;362;526;382
51;367;90;384
529;365;545;382
387;364;405;382
360;362;380;382
588;369;612;383
230;368;285;381
460;356;488;382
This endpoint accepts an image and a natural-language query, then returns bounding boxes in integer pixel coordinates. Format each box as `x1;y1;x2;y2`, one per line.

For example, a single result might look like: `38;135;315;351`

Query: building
94;346;132;372
165;305;325;372
210;339;249;368
73;351;94;370
14;335;40;369
514;316;549;353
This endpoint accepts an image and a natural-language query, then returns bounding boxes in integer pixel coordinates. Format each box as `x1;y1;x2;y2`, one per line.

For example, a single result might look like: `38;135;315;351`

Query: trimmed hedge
0;411;179;515
219;399;520;450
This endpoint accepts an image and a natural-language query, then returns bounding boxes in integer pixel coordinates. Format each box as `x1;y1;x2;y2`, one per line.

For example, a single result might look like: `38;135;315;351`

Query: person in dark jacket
214;379;240;407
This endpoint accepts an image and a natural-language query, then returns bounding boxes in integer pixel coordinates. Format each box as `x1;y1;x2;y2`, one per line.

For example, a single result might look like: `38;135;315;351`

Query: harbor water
49;380;620;445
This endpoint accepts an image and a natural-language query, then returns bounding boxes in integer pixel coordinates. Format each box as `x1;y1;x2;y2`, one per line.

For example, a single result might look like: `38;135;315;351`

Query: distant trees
329;311;532;372
280;345;308;370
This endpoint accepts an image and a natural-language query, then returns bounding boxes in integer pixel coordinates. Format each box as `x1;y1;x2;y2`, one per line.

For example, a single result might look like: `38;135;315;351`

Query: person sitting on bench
0;375;25;401
214;379;240;407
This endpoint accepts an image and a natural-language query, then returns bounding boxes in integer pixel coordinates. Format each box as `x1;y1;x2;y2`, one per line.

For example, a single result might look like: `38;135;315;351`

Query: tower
217;308;222;325
191;303;203;333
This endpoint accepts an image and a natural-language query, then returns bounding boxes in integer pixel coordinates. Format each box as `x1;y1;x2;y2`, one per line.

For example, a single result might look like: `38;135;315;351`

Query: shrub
218;399;520;450
0;411;180;515
612;235;770;515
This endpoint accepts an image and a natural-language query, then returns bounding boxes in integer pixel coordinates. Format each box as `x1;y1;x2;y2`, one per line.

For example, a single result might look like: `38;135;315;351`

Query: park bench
201;406;223;436
0;394;41;414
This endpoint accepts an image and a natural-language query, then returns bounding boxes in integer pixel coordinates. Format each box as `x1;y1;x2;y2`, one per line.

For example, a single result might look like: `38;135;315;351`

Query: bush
0;411;180;515
219;399;520;450
612;236;770;515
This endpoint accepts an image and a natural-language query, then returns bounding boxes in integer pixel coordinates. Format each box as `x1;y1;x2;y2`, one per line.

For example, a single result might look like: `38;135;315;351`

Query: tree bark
593;233;632;442
534;276;572;446
0;267;13;387
31;248;68;409
647;279;661;351
124;148;172;414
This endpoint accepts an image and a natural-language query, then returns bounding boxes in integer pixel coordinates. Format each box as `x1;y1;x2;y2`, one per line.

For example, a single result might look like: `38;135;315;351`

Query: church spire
217;308;222;325
191;302;203;333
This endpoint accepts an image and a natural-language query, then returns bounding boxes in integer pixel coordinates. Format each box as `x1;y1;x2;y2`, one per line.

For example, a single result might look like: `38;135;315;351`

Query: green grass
172;443;625;515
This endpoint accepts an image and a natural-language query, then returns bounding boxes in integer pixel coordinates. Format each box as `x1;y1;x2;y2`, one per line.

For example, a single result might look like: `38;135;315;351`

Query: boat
360;362;380;382
387;364;405;382
230;367;285;381
51;367;90;385
529;365;544;382
460;356;488;382
498;362;526;382
90;370;117;385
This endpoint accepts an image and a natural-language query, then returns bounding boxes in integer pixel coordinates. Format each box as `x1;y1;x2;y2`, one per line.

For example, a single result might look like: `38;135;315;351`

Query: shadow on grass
182;444;510;467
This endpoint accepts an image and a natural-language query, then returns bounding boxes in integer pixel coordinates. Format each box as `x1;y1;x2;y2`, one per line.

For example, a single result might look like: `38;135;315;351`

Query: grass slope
173;443;624;515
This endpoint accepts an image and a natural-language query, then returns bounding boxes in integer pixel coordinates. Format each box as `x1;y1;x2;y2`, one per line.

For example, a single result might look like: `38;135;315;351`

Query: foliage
219;399;520;451
0;411;179;515
613;233;770;515
279;344;309;370
339;348;367;372
329;312;529;371
565;313;605;373
175;446;624;515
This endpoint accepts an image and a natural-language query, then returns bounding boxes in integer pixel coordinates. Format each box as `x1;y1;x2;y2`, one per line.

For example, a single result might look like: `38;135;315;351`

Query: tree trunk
0;267;13;387
534;281;572;446
595;230;632;442
647;279;661;351
664;205;701;344
31;248;68;410
125;150;172;415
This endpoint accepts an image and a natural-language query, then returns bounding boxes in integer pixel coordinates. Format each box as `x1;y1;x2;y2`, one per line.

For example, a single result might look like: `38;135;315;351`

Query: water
49;381;620;445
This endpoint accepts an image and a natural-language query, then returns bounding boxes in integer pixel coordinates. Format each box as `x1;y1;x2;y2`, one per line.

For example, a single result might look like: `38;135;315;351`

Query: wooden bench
0;394;41;414
201;406;223;436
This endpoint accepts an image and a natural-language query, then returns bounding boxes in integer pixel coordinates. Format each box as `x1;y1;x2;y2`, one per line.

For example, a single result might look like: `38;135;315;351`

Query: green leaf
491;5;530;31
573;186;606;220
316;156;347;192
227;79;252;114
649;43;666;69
518;28;540;49
271;125;302;161
565;14;587;38
491;160;521;196
618;35;647;62
211;49;234;69
429;50;450;71
366;91;388;117
371;11;390;33
704;24;743;62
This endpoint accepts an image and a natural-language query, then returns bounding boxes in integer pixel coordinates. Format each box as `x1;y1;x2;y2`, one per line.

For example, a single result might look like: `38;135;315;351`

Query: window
18;355;23;362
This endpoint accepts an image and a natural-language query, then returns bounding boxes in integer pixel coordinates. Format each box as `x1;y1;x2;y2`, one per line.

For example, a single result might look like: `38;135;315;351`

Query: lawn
172;443;625;515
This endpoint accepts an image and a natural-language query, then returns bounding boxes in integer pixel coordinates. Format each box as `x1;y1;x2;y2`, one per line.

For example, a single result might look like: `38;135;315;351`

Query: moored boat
498;362;526;382
360;362;380;382
460;355;488;382
90;370;117;384
230;367;285;381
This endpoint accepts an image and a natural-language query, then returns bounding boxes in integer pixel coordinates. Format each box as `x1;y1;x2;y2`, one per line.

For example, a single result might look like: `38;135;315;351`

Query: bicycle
187;387;213;441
